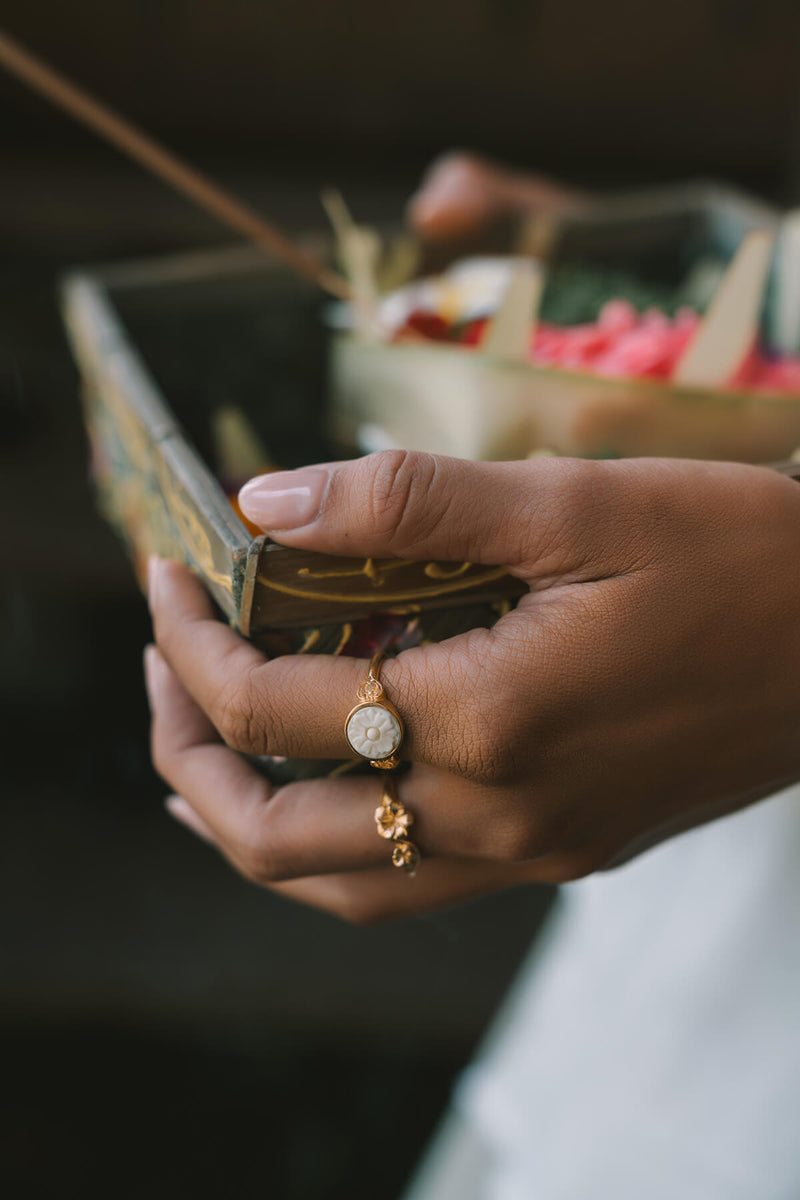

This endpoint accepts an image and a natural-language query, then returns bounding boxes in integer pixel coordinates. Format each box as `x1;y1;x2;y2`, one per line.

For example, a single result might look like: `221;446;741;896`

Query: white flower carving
346;704;402;760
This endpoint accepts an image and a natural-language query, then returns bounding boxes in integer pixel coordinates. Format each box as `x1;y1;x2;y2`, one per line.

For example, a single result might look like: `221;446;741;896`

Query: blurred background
1;2;800;1197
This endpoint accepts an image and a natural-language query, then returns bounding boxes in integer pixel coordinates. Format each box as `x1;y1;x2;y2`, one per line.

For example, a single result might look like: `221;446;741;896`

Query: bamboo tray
332;182;800;462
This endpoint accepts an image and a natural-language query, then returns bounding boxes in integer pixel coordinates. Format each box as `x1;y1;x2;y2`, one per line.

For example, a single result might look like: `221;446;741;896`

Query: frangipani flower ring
344;652;404;769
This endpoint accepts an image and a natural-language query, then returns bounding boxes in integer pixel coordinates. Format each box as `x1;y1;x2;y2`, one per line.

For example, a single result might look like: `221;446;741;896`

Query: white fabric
402;1108;488;1200
455;784;800;1200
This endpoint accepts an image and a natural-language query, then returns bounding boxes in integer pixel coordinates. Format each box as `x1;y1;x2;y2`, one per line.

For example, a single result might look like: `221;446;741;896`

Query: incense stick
321;188;381;333
0;28;350;299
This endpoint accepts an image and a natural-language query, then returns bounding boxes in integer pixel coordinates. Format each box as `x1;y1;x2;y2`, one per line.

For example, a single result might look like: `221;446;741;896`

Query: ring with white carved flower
344;652;404;768
375;775;419;876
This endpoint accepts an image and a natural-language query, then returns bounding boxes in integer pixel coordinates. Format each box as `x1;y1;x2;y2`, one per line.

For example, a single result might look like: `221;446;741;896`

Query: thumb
238;450;614;578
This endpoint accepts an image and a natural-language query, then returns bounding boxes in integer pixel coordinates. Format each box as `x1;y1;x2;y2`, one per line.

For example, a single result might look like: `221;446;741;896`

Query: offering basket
61;181;800;676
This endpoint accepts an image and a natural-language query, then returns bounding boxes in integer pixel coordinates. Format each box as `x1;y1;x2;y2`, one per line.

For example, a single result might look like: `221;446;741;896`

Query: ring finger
145;645;514;881
149;556;505;772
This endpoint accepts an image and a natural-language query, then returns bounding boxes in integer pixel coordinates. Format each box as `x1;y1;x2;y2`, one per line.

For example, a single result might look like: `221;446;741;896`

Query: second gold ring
375;775;420;876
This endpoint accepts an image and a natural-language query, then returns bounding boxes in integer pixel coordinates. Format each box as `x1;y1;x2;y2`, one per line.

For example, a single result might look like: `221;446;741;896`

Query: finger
237;450;621;583
146;640;276;846
166;794;585;913
148;553;266;694
150;648;523;876
151;557;506;771
406;152;509;239
150;557;366;758
147;636;397;875
144;641;218;748
147;621;559;890
270;857;542;924
406;152;586;240
165;794;218;844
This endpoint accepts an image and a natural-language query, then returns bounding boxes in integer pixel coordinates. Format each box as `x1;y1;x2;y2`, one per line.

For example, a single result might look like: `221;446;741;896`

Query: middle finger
151;556;490;769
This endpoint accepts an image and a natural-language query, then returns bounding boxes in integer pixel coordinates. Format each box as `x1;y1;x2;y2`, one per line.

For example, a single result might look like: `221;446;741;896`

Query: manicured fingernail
165;793;194;828
143;643;160;708
238;468;328;530
165;795;215;844
147;555;161;613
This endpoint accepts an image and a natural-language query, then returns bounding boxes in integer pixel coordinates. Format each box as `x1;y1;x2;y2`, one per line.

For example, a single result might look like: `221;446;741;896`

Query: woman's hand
146;451;800;921
406;151;586;240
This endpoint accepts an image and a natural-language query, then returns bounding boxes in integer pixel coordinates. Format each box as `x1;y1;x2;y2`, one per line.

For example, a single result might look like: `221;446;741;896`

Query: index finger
150;556;497;772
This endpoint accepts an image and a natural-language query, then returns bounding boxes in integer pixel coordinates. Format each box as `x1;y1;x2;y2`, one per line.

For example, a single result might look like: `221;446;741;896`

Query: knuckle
532;459;616;566
149;717;178;785
232;792;286;885
440;634;544;784
246;796;298;883
237;840;276;887
216;689;257;752
150;736;173;784
361;449;439;553
215;667;268;754
550;458;604;525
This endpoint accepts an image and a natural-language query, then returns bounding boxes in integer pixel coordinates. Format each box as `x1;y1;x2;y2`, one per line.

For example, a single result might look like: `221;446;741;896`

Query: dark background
1;3;799;1198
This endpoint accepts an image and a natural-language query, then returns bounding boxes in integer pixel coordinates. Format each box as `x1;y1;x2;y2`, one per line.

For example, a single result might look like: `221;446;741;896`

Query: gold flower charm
375;775;420;876
392;839;420;876
374;798;414;840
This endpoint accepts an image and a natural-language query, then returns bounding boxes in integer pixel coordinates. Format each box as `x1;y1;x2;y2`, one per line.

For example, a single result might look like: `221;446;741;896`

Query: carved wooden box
60;245;525;663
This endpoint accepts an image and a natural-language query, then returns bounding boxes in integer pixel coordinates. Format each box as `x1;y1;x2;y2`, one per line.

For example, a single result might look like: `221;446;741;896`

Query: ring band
375;775;420;876
344;651;404;769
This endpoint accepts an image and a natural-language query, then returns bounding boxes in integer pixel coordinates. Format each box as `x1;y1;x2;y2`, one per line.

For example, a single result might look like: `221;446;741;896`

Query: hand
146;451;800;922
406;150;586;240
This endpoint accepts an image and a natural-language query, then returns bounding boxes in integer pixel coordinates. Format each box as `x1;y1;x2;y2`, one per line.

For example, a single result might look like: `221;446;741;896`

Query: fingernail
165;793;193;828
143;643;160;708
238;468;328;530
147;555;161;613
165;795;216;844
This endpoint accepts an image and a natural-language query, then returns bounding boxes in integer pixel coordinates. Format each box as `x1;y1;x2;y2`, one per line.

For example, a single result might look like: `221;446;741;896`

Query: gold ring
344;652;404;769
375;775;420;876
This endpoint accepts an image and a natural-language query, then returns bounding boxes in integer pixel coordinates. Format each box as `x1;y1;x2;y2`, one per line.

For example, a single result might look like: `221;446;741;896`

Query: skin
144;156;800;923
147;452;800;923
405;150;587;240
